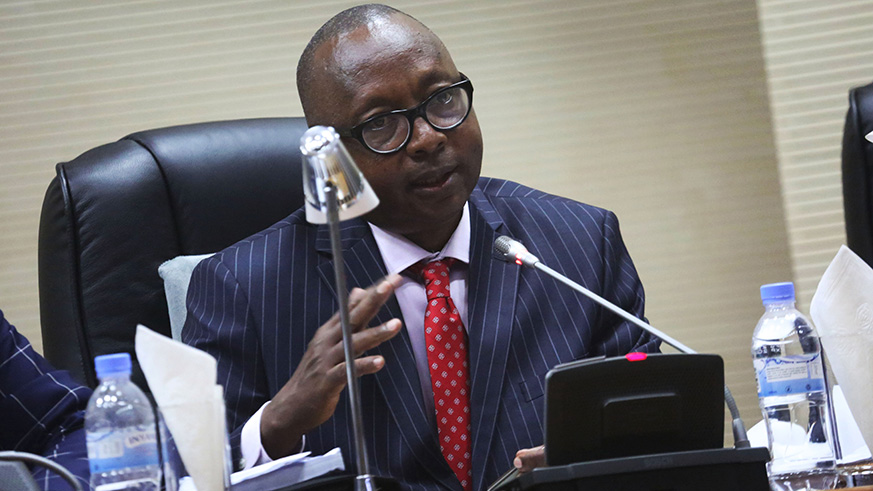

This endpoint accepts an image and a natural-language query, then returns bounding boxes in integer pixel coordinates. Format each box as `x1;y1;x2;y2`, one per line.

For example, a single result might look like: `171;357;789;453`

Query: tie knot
416;258;455;300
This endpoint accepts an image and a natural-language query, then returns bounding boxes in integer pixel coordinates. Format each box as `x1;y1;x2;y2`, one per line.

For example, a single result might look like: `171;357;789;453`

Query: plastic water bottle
86;353;161;491
752;282;837;491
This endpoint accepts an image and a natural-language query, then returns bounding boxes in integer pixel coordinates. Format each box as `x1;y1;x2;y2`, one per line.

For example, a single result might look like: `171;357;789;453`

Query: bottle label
87;425;159;473
754;353;825;397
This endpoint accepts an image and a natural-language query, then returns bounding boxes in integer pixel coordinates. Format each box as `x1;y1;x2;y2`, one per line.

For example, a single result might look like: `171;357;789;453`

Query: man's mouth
411;168;455;190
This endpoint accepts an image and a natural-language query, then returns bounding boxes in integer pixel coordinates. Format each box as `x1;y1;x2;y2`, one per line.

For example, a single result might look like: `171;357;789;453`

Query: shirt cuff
239;401;306;469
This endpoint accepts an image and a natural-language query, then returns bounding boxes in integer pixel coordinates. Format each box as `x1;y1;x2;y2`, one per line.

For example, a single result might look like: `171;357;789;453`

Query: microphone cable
0;450;84;491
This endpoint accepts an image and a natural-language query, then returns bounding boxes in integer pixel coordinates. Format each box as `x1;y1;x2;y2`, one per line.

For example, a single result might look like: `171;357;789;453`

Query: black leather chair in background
842;81;873;268
38;117;309;390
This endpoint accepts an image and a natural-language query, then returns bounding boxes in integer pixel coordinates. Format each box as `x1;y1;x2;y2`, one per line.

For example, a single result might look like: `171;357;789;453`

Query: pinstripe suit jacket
183;177;659;491
0;309;92;489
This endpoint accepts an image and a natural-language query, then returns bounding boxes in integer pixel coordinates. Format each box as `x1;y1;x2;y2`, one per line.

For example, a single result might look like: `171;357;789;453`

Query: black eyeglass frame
335;74;474;154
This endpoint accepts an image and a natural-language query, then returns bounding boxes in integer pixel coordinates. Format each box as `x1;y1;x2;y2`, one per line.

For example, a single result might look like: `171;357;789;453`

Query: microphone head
494;235;517;258
494;235;539;267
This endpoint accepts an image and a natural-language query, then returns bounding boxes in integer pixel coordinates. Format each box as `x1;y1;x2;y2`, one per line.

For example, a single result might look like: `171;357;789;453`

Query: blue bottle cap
94;353;132;378
760;282;795;304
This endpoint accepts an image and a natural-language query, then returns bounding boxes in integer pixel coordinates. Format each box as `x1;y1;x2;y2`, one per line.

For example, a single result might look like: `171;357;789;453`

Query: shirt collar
368;203;471;275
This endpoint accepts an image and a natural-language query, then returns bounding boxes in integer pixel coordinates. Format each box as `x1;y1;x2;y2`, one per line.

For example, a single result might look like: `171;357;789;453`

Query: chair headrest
39;117;310;388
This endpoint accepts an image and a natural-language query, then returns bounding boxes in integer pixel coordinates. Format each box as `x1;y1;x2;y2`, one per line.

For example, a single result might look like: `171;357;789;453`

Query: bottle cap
94;353;132;378
760;282;795;304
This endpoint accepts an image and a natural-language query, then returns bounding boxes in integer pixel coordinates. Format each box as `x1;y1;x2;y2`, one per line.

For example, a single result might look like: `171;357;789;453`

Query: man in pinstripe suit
183;5;660;490
0;308;91;489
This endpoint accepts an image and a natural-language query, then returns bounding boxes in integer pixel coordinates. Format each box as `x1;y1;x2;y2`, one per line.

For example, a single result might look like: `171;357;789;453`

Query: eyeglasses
336;75;473;154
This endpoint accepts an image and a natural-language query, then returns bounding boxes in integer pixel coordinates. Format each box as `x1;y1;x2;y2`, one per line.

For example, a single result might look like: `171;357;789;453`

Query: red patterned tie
418;258;472;491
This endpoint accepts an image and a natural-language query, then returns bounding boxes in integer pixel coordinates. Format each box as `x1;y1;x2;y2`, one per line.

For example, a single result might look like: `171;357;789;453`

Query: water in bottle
86;353;162;491
752;282;837;491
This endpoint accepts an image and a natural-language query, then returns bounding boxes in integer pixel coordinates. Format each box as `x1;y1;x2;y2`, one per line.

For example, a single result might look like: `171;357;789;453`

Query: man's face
305;16;483;245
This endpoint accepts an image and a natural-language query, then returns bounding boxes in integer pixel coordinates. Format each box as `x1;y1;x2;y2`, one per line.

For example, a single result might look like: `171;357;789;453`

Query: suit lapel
466;189;520;491
315;220;461;490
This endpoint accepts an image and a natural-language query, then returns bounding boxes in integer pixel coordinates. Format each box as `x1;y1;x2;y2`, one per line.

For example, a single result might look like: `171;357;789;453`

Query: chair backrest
38;117;310;389
842;81;873;267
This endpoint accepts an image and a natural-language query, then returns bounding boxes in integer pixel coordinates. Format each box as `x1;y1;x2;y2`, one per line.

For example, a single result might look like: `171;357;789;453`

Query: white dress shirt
240;205;471;468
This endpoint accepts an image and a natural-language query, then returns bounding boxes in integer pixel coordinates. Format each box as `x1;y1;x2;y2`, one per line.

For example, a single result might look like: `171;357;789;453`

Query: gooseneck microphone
494;236;694;352
493;235;751;448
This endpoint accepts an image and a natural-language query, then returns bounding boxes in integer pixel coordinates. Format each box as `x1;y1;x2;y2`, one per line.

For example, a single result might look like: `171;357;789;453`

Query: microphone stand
324;184;376;491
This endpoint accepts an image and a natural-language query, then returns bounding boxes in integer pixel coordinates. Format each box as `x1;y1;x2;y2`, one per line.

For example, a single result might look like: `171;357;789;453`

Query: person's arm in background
0;308;92;489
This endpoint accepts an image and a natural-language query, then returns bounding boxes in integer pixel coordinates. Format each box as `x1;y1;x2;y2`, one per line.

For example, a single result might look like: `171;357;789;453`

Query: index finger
348;274;402;331
323;274;402;346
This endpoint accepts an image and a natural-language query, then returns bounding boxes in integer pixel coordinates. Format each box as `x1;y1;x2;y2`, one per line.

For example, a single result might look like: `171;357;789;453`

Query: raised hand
260;274;403;459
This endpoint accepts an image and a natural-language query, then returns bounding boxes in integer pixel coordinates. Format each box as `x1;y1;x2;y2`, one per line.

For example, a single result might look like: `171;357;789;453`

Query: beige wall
2;0;856;444
756;0;873;310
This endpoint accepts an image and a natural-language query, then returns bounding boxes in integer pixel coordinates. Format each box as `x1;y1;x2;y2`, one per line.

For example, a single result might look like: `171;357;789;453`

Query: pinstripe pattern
0;309;91;490
183;177;659;491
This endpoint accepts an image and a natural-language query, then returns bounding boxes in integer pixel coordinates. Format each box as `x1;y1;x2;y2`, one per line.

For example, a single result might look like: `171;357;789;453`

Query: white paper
135;325;227;491
230;451;313;484
179;448;345;491
810;245;873;453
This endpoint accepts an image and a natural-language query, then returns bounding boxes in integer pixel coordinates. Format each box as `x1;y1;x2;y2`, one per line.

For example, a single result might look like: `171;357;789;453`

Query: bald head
296;4;447;124
293;5;481;250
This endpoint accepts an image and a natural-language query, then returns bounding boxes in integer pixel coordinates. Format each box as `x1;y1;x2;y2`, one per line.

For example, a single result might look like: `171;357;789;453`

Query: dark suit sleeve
0;309;91;489
593;211;661;355
181;255;269;454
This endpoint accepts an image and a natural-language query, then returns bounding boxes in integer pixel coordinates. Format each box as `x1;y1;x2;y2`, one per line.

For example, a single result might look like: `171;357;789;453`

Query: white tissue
810;245;873;454
135;325;228;491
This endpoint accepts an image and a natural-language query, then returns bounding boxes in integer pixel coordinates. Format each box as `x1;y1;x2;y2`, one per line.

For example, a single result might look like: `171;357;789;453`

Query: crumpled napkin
810;245;873;454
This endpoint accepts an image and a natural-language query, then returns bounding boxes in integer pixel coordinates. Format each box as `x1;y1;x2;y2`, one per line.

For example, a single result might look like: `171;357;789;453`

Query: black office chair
842;81;873;267
37;117;309;390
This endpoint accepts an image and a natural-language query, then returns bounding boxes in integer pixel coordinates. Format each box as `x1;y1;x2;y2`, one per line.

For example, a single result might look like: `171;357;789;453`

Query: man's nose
405;116;446;156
